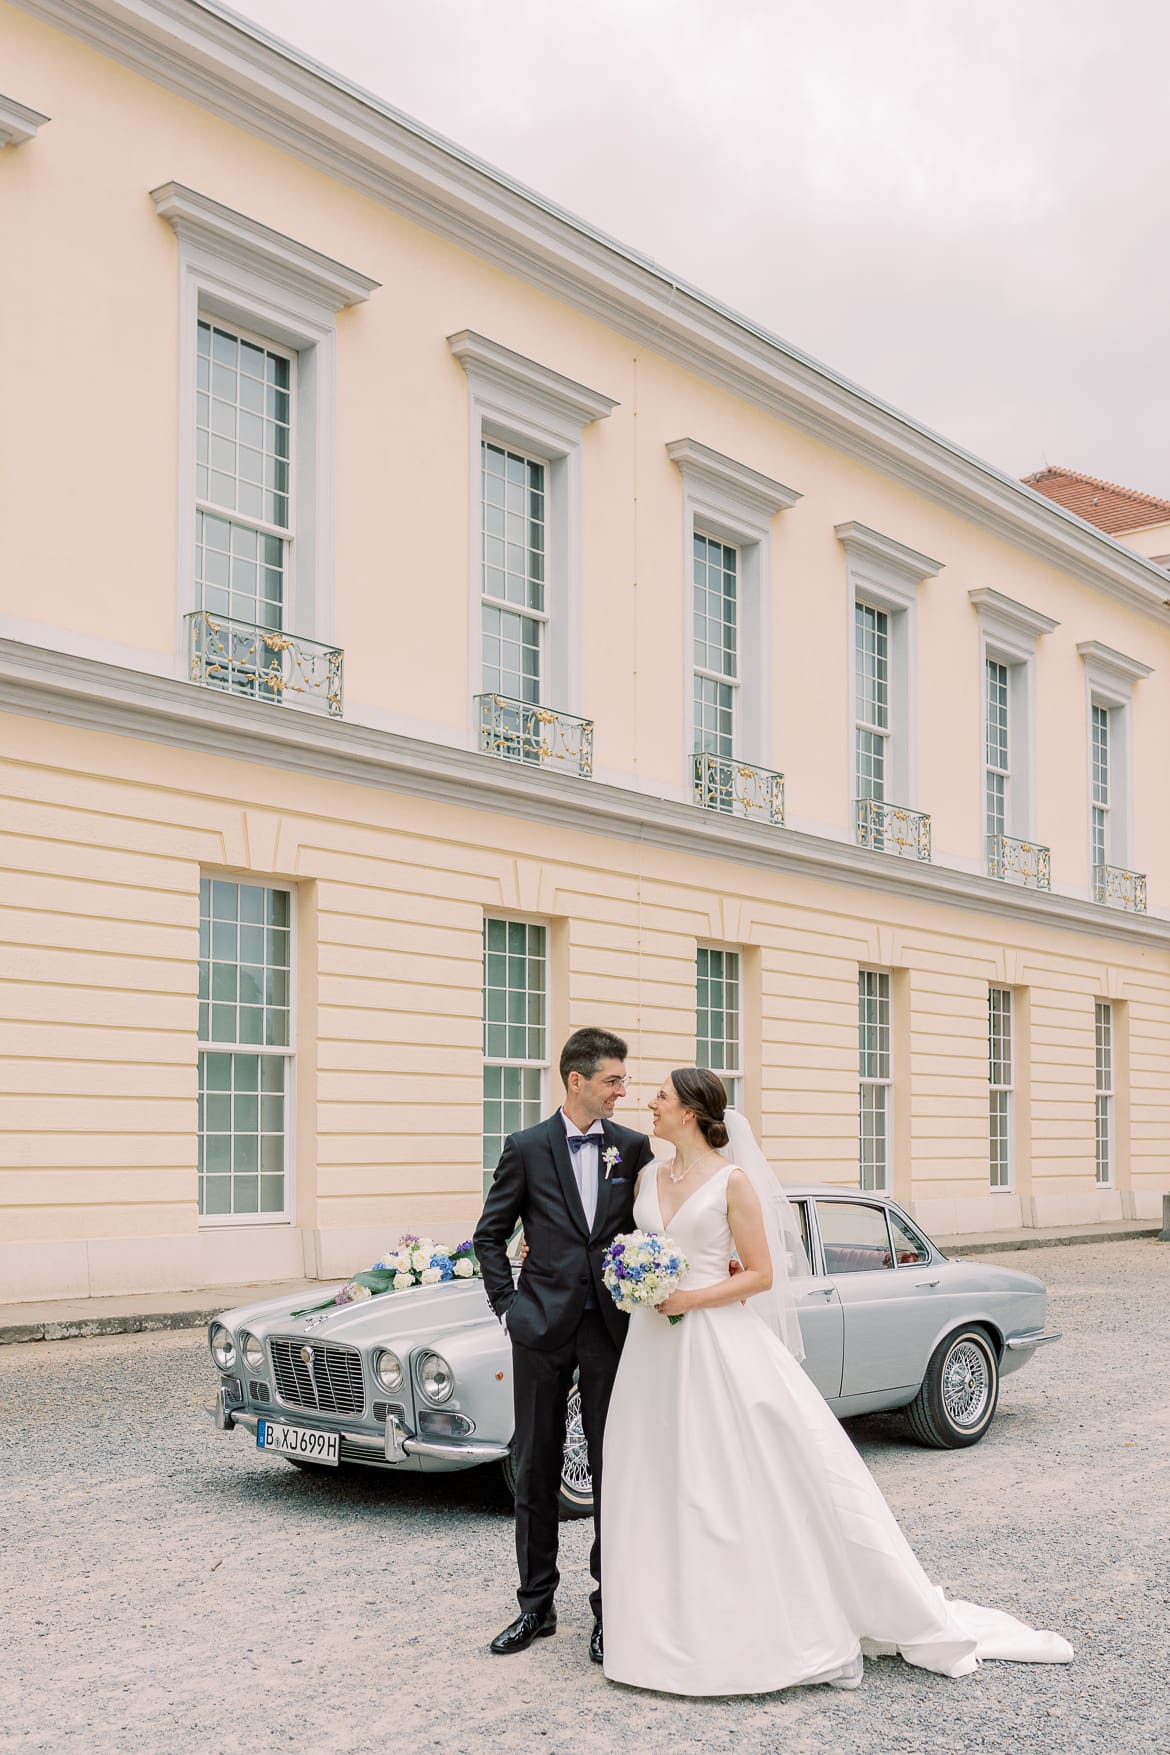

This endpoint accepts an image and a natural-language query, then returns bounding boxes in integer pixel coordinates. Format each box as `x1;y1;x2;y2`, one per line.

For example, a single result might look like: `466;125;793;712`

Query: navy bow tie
567;1132;602;1153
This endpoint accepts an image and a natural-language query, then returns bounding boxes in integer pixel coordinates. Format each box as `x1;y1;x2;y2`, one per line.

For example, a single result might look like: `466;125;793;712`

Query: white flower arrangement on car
292;1234;481;1317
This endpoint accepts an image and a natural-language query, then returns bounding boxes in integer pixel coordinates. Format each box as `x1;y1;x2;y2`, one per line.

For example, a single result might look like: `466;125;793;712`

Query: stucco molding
968;587;1058;663
150;180;380;310
835;522;943;605
14;0;1170;627
666;438;801;524
3;636;1169;950
1075;639;1154;698
0;93;50;145
447;330;617;430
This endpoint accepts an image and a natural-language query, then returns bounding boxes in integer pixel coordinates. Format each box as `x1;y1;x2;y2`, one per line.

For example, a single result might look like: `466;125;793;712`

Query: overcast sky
230;0;1170;499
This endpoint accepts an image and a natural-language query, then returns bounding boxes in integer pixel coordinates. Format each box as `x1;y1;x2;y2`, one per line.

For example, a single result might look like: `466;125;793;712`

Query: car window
793;1199;812;1267
888;1211;930;1266
817;1201;893;1274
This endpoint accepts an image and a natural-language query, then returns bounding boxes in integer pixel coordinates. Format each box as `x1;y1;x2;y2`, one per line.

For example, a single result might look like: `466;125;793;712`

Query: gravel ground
2;1239;1167;1755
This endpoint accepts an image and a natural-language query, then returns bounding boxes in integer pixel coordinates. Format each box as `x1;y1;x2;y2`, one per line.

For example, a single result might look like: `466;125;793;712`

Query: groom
474;1027;654;1664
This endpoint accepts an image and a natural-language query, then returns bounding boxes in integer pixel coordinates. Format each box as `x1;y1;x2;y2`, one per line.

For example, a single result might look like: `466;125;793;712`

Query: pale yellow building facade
2;0;1169;1303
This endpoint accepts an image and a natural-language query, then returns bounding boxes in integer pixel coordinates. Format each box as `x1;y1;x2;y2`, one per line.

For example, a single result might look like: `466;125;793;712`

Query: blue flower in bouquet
602;1230;689;1325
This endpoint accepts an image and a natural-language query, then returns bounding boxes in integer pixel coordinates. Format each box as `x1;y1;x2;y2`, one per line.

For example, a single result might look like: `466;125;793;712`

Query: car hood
215;1276;502;1349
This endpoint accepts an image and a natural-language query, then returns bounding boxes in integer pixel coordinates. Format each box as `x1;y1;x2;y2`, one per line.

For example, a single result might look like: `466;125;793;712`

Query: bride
600;1066;1072;1697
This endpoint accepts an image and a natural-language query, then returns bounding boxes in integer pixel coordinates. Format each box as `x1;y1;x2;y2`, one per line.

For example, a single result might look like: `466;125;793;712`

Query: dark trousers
510;1307;620;1621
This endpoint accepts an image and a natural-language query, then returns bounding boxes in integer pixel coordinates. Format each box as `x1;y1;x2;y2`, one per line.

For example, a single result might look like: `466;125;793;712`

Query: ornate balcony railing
1094;863;1147;913
855;798;931;861
693;752;785;823
987;834;1051;890
186;612;343;717
476;694;593;777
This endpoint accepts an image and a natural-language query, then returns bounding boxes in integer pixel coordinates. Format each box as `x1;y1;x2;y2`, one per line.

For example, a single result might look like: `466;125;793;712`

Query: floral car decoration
292;1234;481;1317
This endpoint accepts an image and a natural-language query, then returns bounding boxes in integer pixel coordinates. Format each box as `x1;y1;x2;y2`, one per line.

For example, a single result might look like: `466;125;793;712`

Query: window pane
696;948;741;1092
888;1210;930;1265
817;1201;893;1273
482;918;548;1176
482;441;545;615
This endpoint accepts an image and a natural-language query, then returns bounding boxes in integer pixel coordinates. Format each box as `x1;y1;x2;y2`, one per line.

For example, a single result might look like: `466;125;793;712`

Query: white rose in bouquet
420;1266;442;1285
453;1258;474;1278
410;1249;431;1273
395;1251;413;1272
393;1271;414;1291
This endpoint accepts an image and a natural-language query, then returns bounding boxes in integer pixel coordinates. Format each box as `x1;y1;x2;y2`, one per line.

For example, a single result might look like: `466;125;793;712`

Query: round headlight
374;1348;403;1392
417;1350;454;1405
241;1332;264;1373
210;1322;235;1371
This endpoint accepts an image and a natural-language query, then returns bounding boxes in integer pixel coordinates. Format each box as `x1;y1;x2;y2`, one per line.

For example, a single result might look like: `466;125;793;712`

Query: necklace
667;1147;719;1185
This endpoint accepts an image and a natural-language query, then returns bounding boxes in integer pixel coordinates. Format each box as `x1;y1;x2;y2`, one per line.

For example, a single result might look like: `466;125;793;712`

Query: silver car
208;1188;1059;1517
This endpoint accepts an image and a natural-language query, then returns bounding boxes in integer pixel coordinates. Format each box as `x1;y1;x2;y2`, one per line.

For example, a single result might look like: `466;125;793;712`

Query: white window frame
670;439;799;775
969;589;1057;858
449;332;616;730
197;875;296;1229
858;968;892;1192
1076;643;1151;881
837;523;943;813
1095;1000;1114;1189
152;183;378;666
481;915;551;1191
988;985;1014;1192
478;436;549;702
695;944;743;1109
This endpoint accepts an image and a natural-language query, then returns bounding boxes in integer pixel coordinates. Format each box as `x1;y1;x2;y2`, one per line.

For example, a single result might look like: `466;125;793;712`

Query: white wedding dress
601;1164;1072;1697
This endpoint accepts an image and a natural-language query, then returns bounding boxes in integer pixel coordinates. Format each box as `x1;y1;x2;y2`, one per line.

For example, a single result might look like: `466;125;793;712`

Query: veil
722;1109;811;1362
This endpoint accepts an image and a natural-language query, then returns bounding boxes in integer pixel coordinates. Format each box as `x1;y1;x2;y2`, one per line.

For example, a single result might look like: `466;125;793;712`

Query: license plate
256;1419;340;1466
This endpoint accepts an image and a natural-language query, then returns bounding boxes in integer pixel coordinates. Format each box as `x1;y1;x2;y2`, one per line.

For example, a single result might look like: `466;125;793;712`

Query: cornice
447;330;617;427
835;521;943;592
1075;640;1153;686
0;92;50;145
150;180;379;309
2;636;1168;953
15;0;1170;626
968;588;1059;663
666;438;801;520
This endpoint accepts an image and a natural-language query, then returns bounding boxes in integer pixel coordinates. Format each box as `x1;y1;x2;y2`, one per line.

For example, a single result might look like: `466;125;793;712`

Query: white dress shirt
562;1111;604;1229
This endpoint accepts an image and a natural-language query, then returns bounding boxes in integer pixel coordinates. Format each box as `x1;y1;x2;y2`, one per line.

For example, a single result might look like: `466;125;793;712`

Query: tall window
1091;702;1110;874
481;441;546;702
858;970;891;1191
196;320;292;695
696;947;742;1108
197;877;291;1218
986;658;1009;853
1095;1001;1114;1187
988;987;1013;1190
482;918;548;1187
855;601;889;801
693;535;738;759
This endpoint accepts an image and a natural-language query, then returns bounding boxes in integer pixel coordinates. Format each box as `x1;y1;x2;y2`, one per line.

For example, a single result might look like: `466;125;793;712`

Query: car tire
501;1385;594;1521
904;1326;1000;1449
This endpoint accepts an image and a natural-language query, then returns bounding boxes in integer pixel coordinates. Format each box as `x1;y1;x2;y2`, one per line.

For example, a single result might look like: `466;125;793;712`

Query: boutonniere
602;1146;622;1180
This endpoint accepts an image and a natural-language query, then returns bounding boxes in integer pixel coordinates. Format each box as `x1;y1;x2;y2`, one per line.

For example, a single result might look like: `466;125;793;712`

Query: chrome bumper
212;1389;508;1465
1004;1329;1062;1351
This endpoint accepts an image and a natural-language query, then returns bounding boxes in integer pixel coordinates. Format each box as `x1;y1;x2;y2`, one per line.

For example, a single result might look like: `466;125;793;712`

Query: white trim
670;440;791;773
6;635;1170;946
971;590;1056;846
0;93;50;145
1076;640;1154;698
834;522;943;607
450;333;615;722
150;182;379;309
1078;642;1148;876
15;0;1170;627
158;193;351;655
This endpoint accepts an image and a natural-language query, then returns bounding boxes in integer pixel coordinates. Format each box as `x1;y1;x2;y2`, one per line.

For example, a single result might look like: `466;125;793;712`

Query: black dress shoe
489;1608;557;1655
589;1619;603;1664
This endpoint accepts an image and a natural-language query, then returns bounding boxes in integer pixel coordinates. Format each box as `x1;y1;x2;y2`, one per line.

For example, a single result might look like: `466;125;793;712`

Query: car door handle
917;1279;940;1288
805;1287;834;1298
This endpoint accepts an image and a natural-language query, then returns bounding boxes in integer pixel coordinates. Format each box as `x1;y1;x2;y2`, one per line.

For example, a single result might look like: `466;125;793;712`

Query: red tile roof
1023;467;1170;535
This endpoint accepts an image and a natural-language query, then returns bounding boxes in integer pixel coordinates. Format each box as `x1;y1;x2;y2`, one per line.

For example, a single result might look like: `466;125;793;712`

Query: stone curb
1;1222;1162;1345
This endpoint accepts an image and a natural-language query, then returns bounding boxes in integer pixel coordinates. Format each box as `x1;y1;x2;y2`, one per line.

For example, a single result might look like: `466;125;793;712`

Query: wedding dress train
601;1164;1072;1697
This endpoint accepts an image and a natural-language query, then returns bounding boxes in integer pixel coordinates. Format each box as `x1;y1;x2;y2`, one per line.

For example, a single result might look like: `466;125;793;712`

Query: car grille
270;1338;365;1416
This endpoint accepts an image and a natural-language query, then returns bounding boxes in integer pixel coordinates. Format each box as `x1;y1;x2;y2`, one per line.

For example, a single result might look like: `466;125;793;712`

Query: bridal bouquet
602;1230;689;1325
292;1235;481;1318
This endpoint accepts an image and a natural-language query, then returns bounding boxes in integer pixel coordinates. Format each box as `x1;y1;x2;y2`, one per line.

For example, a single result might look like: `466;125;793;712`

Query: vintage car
209;1187;1060;1517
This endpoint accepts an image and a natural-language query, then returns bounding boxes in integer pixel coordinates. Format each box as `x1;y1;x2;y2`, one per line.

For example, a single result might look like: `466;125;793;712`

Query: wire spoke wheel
560;1386;592;1501
905;1326;1000;1449
942;1338;992;1428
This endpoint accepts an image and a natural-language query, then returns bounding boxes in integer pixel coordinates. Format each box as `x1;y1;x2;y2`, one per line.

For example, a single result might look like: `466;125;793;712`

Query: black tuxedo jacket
473;1113;655;1351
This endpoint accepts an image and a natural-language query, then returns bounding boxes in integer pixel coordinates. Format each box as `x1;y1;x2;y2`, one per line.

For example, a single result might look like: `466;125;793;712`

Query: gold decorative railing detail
693;752;785;824
186;612;343;717
987;834;1051;890
856;798;932;861
1094;863;1147;913
476;694;593;776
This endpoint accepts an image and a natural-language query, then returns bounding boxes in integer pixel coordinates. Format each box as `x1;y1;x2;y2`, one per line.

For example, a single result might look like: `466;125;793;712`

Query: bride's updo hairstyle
671;1066;730;1149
